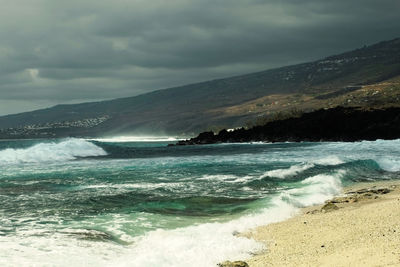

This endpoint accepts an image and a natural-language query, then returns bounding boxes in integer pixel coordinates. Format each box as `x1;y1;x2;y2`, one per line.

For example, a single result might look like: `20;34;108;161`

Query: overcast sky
0;0;399;115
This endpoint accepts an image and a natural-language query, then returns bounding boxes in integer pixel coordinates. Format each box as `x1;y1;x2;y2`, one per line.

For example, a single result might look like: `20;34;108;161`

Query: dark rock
174;107;400;145
306;209;320;214
333;194;365;203
197;131;216;144
347;187;392;200
61;229;130;245
349;189;369;194
232;230;240;236
370;188;391;194
218;261;249;267
321;202;339;212
64;229;114;241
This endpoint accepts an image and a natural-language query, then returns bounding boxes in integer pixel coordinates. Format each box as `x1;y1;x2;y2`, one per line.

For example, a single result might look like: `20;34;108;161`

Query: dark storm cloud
0;0;399;115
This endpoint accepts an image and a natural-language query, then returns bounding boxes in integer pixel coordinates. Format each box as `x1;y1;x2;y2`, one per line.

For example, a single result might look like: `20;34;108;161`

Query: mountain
0;37;399;138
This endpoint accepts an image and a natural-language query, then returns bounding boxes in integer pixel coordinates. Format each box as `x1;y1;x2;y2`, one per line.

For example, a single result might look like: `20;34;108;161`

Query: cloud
0;0;399;115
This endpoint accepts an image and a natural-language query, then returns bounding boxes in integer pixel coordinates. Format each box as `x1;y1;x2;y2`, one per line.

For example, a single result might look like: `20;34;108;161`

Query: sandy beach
240;181;400;267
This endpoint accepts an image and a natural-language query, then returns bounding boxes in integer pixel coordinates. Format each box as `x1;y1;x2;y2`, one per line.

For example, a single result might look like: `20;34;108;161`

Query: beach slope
247;182;400;267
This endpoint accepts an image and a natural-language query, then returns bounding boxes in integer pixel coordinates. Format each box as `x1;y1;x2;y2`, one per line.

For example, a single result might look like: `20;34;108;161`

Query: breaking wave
261;163;315;179
0;138;107;164
114;170;345;266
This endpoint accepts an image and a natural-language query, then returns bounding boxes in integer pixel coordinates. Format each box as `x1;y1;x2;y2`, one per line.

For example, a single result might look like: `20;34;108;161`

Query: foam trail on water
89;136;181;142
260;156;346;180
0;138;107;164
197;174;254;183
313;156;344;166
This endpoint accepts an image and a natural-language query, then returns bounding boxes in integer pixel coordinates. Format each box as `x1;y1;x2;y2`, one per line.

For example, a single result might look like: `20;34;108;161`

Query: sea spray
0;138;107;164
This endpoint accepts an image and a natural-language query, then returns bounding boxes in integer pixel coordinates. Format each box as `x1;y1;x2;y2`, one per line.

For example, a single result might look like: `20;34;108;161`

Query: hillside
0;38;399;138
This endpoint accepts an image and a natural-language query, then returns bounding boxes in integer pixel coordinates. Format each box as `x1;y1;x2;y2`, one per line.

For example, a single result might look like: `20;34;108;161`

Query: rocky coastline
173;106;400;145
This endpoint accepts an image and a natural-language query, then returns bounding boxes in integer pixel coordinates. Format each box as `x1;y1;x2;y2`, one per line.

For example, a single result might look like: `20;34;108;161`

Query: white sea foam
261;163;314;179
260;155;346;180
0;138;107;164
0;169;344;267
115;170;343;266
0;202;295;267
319;139;400;171
197;174;238;181
313;155;344;165
80;182;183;190
197;174;255;183
280;170;344;207
2;139;363;267
376;158;400;172
89;136;181;142
116;199;297;267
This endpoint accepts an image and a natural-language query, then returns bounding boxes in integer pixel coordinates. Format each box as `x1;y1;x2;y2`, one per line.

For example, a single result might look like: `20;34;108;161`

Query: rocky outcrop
307;185;395;215
218;260;249;267
321;202;339;212
173;107;400;145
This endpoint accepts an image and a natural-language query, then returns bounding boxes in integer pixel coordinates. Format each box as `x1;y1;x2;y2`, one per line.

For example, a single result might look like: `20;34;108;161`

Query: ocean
0;137;399;266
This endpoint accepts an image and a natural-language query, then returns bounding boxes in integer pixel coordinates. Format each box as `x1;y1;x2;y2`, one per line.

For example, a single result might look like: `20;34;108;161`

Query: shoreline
230;180;400;266
174;107;400;146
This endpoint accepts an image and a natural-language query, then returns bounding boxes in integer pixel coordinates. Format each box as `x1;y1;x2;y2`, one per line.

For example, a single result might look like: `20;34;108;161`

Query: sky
0;0;399;116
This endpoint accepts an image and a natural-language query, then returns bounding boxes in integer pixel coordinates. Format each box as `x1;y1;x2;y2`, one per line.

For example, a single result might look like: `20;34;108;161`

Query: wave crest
280;170;345;207
0;138;107;164
261;163;314;179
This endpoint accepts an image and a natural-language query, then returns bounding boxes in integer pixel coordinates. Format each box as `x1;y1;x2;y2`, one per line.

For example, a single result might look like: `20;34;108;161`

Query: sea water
0;138;399;266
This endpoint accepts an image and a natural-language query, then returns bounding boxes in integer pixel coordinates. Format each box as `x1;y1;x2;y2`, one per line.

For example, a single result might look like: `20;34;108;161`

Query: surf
1;139;399;266
0;138;107;164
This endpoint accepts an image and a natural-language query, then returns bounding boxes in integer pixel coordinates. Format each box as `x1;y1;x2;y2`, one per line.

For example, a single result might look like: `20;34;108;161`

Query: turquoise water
0;138;399;266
